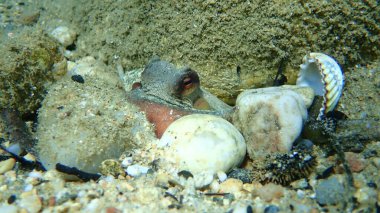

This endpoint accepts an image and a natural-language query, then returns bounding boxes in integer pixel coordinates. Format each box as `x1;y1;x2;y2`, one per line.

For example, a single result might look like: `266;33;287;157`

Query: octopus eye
176;69;200;97
182;76;193;90
132;82;142;90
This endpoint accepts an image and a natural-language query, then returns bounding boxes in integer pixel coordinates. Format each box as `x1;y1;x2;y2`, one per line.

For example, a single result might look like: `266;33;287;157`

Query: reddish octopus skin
132;99;190;138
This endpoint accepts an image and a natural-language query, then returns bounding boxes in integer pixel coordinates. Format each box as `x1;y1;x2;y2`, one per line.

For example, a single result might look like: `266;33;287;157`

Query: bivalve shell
297;53;344;119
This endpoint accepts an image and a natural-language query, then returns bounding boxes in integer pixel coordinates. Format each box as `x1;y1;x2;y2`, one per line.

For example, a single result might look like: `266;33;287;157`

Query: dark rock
315;176;346;205
71;75;85;83
177;170;193;179
264;205;280;213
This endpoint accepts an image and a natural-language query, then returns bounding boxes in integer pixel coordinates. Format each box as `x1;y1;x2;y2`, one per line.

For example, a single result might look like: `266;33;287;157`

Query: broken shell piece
233;87;308;161
297;53;344;119
159;114;246;174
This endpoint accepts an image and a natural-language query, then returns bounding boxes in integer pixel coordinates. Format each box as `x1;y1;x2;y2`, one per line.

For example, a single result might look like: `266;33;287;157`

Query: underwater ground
0;0;379;212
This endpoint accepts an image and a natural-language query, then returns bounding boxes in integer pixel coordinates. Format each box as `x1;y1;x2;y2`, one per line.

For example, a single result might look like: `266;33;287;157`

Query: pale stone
193;171;214;189
233;87;308;160
0;158;15;174
159;114;246;175
19;189;42;213
219;178;243;193
0;205;18;213
126;165;150;177
50;26;77;47
253;183;284;202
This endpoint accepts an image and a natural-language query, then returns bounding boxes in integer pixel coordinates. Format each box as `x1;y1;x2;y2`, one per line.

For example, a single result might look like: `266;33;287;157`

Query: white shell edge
297;53;344;120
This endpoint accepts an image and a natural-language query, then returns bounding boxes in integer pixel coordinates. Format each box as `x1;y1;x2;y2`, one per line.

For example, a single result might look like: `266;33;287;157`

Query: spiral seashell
297;53;344;120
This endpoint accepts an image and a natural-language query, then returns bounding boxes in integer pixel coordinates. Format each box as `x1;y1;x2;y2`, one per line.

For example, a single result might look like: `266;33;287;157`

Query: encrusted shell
297;53;344;119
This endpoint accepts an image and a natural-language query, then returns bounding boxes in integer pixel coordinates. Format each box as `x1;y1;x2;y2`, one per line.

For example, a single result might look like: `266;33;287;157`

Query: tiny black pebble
264;205;280;213
8;195;16;204
367;181;377;189
178;170;193;179
246;205;253;213
71;75;85;83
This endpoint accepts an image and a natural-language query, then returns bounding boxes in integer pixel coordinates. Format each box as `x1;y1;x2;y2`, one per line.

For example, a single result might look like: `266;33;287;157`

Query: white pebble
51;26;77;47
0;158;16;174
24;184;33;192
28;171;43;179
121;157;133;168
126;165;150;177
217;171;227;182
297;189;306;199
0;205;18;213
193;171;214;189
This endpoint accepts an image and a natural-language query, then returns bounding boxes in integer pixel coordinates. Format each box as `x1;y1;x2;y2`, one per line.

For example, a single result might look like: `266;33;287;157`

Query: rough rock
315;176;346;205
36;57;156;173
233;86;308;161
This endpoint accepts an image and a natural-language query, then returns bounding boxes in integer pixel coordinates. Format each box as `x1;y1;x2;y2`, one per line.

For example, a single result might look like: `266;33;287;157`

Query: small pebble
253;183;284;202
71;74;85;83
354;187;377;206
217;171;227;182
0;158;16;174
7;195;16;204
232;204;252;213
24;184;33;192
315;176;345;205
344;152;366;172
155;173;171;189
219;178;243;194
296;189;306;199
126;165;150;177
178;170;194;179
0;205;18;213
367;181;377;188
19;190;42;213
372;157;380;169
28;171;43;179
264;205;280;213
209;180;220;193
50;26;77;47
291;178;309;189
193;172;214;189
121;157;133;167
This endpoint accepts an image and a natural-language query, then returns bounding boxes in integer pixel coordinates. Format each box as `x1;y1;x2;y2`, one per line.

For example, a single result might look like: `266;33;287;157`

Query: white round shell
158;114;246;174
297;52;344;119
